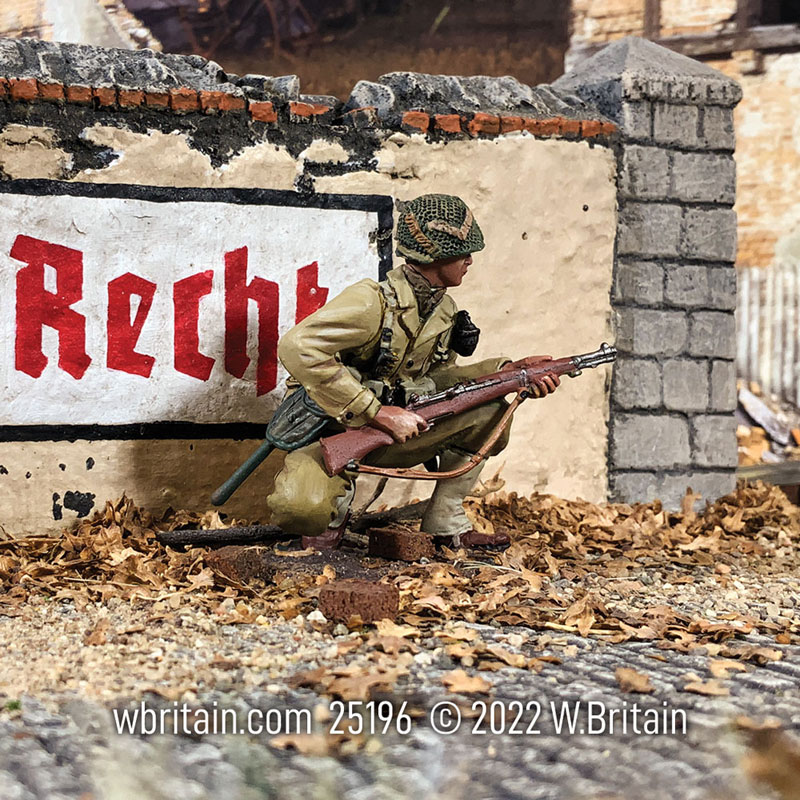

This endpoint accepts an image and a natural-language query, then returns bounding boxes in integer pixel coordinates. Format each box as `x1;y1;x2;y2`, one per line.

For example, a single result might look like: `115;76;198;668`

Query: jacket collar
386;265;452;344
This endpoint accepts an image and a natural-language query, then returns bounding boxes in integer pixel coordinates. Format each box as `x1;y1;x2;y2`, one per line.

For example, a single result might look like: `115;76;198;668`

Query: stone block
613;261;663;305
669;152;736;204
691;414;738;467
688;311;736;358
701;106;736;150
612;358;661;409
609;470;736;510
620;145;670;200
347;80;396;114
664;264;709;307
681;208;737;262
653;102;698;147
621;101;652;139
616;308;688;356
710;360;737;411
663;359;709;411
617;202;682;258
611;414;690;469
706;266;737;310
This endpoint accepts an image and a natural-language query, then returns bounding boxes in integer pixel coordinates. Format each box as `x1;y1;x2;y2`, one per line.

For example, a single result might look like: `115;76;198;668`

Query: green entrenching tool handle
211;440;275;506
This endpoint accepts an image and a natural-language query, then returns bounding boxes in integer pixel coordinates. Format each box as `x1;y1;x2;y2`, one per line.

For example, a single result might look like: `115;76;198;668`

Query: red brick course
93;87;117;107
9;77;38;102
433;113;462;133
289;100;334;119
144;91;169;107
401;110;430;133
37;82;64;102
65;85;92;105
118;89;144;107
169;87;200;112
468;112;501;136
249;100;277;123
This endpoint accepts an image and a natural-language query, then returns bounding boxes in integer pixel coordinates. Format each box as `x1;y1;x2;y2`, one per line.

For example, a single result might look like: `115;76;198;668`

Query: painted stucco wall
0;126;616;533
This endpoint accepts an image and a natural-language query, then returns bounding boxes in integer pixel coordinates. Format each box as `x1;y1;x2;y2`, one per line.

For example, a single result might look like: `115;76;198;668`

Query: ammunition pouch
266;389;332;451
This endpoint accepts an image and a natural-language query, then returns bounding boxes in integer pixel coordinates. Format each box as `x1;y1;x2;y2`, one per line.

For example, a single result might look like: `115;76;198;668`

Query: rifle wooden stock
320;355;586;476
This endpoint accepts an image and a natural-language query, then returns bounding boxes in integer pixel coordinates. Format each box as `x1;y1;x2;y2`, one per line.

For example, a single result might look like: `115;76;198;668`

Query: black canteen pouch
266;388;332;451
450;309;480;357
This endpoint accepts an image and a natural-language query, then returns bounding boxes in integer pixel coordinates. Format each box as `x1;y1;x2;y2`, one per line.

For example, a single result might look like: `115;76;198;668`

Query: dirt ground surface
1;483;799;799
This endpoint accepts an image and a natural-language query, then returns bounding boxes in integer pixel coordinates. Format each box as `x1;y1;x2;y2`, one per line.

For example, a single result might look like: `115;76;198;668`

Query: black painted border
0;179;395;442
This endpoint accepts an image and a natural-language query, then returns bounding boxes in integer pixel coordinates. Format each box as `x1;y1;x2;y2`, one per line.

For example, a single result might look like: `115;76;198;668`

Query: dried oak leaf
442;669;492;695
615;667;654;694
683;679;730;696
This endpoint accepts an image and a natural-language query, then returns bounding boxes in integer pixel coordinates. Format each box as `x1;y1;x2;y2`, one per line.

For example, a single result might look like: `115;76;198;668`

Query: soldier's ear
395;199;409;213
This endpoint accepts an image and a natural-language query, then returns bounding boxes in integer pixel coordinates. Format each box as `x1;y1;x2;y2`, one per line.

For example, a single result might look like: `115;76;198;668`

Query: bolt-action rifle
319;343;617;478
211;343;616;504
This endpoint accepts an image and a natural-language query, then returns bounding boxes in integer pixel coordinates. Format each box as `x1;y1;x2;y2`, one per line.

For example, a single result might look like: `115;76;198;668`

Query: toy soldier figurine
267;194;559;551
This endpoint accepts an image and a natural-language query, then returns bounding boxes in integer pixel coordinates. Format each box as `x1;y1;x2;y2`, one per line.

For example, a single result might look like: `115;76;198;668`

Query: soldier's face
427;254;473;287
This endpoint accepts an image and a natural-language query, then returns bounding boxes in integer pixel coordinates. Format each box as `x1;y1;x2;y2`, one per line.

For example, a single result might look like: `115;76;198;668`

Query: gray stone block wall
555;38;742;509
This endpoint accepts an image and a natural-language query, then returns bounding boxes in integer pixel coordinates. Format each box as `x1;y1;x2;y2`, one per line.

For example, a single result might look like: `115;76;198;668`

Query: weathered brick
621;101;652;139
701;105;735;151
289;100;334;121
118;89;144;107
617;202;682;258
205;546;273;584
66;85;92;104
522;118;561;136
616;308;688;356
691;414;738;467
434;114;462;133
613;260;664;306
9;77;38;102
688;311;736;358
249;100;277;123
558;117;581;136
706;266;737;310
144;91;169;107
620;145;670;200
681;208;737;262
710;360;737;412
612;358;661;409
170;87;200;112
611;414;690;469
663;359;709;411
37;82;64;102
653;102;699;148
318;579;399;623
581;119;616;137
468;112;500;136
402;110;430;133
93;87;117;107
368;526;434;562
669;152;736;204
609;470;735;510
500;115;524;133
664;264;709;307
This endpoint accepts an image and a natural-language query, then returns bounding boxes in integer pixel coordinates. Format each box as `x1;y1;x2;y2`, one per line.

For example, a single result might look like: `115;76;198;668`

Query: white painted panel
0;187;387;428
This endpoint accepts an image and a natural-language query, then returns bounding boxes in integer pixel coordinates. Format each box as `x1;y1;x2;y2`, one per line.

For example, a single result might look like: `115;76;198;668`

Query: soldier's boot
420;449;511;551
301;483;355;550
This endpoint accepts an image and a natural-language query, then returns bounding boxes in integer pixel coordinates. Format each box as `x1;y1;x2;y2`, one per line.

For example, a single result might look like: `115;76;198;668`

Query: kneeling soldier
268;193;559;550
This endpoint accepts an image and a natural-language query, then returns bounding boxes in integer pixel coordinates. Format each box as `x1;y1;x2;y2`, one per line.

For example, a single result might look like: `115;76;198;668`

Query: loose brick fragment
170;87;200;112
401;110;430;133
66;85;92;105
93;87;117;107
500;116;524;133
318;579;399;623
9;77;38;102
118;89;144;107
144;91;169;108
289;100;334;122
368;526;434;562
205;545;273;585
434;114;462;133
249;100;277;123
37;82;64;102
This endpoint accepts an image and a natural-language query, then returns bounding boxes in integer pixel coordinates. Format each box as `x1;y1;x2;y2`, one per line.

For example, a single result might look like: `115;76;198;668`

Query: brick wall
556;37;743;508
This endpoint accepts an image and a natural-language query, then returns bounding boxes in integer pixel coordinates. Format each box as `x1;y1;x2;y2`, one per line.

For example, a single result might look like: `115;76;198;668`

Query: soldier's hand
370;406;429;442
530;372;560;398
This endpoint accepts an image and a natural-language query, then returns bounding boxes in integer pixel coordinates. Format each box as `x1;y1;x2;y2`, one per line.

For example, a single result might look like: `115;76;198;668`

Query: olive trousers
267;398;511;538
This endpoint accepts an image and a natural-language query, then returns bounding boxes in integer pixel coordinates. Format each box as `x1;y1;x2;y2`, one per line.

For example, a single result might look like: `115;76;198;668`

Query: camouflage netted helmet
395;194;485;264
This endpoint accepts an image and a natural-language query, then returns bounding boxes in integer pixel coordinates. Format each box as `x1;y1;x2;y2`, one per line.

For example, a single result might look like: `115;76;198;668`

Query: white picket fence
736;264;800;405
